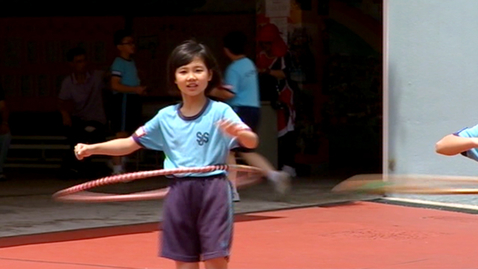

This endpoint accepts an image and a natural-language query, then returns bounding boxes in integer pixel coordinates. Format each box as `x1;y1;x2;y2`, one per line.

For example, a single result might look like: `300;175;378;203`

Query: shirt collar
177;98;211;121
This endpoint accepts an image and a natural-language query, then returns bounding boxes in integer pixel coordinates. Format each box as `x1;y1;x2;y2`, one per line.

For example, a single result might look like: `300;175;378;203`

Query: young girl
75;40;258;269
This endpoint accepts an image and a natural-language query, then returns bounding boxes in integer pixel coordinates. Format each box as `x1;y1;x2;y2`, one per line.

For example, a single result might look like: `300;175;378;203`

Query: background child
109;29;147;175
210;30;291;201
58;47;107;179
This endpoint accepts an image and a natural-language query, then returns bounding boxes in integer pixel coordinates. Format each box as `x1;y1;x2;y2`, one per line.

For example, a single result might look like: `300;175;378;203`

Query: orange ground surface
1;201;477;269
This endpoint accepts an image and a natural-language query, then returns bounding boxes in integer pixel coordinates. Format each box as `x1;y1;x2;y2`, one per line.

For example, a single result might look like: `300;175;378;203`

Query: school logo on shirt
196;132;209;146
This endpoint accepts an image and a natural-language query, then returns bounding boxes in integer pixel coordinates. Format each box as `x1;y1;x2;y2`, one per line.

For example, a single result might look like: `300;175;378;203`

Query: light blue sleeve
456;124;478;138
455;124;478;161
224;67;240;94
132;113;164;151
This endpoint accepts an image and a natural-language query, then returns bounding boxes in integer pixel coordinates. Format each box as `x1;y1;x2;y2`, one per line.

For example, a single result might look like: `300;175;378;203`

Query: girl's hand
74;143;92;160
216;120;250;138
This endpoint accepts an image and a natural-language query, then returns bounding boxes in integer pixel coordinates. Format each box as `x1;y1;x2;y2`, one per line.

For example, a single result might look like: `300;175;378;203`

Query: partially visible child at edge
109;29;147;175
436;124;478;162
75;40;257;269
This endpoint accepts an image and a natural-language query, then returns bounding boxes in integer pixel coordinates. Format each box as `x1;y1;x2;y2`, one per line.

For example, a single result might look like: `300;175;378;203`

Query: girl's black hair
167;39;222;94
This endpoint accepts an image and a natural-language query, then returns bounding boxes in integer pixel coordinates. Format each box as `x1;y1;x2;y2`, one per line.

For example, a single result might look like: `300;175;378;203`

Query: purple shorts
160;174;234;262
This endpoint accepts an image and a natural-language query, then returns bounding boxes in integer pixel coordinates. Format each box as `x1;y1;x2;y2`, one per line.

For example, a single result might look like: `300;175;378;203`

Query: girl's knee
204;257;228;269
175;261;199;269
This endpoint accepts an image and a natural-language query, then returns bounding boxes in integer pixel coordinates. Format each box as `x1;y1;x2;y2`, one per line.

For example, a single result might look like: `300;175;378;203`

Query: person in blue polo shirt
109;29;147;175
210;31;291;201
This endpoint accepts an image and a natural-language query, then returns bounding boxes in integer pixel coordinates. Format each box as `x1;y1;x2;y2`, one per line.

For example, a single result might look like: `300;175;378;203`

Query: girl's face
175;57;212;97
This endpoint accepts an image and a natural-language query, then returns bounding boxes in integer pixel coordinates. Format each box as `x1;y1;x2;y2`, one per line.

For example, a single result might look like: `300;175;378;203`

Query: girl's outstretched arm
435;134;478;156
75;137;142;160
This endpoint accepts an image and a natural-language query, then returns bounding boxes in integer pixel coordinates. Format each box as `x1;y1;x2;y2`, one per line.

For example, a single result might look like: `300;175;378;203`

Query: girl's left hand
216;120;249;138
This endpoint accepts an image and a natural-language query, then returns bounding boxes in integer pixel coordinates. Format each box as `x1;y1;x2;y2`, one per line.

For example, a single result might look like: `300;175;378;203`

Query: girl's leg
199;177;233;267
175;261;199;269
204;257;228;269
161;180;201;265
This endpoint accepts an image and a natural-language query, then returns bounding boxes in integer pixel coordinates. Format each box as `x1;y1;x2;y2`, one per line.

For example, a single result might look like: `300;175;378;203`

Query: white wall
387;0;478;175
387;0;478;202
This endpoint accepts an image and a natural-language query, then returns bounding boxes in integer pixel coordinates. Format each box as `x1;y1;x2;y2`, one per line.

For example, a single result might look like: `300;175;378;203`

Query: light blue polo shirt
111;57;140;88
110;56;141;130
132;99;248;177
224;57;260;108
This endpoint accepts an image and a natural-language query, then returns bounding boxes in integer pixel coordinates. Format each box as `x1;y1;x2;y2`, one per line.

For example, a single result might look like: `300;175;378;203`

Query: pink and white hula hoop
52;164;263;203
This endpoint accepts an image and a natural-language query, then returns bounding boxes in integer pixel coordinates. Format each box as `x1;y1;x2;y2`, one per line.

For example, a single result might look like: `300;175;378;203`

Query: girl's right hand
74;143;92;160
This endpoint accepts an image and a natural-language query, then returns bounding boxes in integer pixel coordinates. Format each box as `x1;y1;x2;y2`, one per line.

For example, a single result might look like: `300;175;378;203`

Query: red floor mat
1;201;477;269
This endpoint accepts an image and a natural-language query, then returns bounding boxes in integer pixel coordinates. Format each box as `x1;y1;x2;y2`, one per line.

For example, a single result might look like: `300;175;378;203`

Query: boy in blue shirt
210;31;290;201
109;29;147;174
